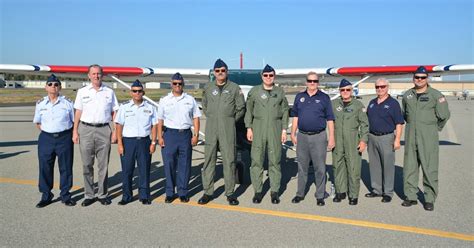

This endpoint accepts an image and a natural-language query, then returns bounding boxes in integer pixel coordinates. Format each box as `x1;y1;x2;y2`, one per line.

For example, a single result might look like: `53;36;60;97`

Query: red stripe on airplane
48;65;144;75
336;65;436;75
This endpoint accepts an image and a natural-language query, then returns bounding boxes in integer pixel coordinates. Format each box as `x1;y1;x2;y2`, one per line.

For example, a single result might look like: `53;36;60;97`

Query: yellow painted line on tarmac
0;177;81;190
1;177;472;242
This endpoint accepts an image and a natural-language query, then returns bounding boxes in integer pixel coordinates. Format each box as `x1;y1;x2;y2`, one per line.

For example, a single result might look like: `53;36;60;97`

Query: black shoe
270;192;280;204
402;200;418;207
401;200;417;207
179;196;189;203
141;199;152;205
98;198;111;205
198;194;212;205
118;200;131;206
424;202;434;211
164;196;174;203
227;196;239;206
381;195;392;203
292;196;304;204
62;199;76;206
81;198;96;207
317;198;325;206
365;192;382;198
349;198;358;205
36;199;52;208
333;193;346;203
252;193;263;204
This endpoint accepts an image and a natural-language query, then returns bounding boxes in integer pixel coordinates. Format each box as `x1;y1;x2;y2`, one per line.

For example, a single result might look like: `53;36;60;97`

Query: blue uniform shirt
157;92;202;129
367;95;404;133
291;90;335;132
115;100;158;138
33;95;74;133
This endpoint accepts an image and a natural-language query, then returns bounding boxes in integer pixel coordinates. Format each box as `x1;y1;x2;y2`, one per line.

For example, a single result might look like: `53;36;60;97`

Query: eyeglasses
263;74;274;78
375;85;387;89
306;80;319;83
414;76;427;80
131;89;143;93
339;88;352;92
47;82;60;87
172;82;183;86
214;69;227;73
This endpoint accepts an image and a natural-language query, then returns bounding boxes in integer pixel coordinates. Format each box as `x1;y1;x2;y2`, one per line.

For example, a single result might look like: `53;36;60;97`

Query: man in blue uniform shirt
157;73;201;203
365;78;404;203
290;71;335;206
115;80;158;205
155;73;201;203
33;74;75;208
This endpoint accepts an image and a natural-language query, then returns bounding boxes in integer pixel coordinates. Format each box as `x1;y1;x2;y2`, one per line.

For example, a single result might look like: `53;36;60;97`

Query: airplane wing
1;64;472;85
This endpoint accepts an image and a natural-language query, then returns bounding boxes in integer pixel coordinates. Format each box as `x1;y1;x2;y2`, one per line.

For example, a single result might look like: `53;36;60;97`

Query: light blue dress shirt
33;95;74;133
115;100;158;137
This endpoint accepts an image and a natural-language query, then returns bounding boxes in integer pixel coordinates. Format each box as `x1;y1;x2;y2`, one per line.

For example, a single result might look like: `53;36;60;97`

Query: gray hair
88;64;103;74
375;77;389;85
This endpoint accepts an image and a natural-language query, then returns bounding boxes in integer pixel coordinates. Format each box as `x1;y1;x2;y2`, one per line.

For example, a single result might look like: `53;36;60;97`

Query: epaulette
36;97;46;105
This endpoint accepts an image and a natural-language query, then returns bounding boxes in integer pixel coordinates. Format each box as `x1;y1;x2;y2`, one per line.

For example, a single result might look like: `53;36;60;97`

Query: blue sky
1;0;472;70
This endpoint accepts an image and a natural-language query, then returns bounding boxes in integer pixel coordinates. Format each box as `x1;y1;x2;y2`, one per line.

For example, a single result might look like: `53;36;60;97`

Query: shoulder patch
438;97;446;103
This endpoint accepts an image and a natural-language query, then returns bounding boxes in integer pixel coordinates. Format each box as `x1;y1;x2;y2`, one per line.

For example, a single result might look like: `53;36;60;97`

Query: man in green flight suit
401;66;450;211
198;59;246;206
244;64;289;204
332;79;369;206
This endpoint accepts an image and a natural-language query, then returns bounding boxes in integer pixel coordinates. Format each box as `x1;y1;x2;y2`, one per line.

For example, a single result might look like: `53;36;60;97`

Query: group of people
33;60;450;211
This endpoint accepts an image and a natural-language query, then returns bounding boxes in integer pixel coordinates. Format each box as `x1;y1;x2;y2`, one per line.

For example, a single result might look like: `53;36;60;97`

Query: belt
42;128;72;138
123;136;149;140
299;129;325;135
370;131;393;136
81;121;109;127
165;127;191;133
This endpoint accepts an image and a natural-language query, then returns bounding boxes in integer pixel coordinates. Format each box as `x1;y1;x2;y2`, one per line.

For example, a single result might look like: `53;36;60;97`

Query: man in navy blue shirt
290;71;335;206
366;78;404;203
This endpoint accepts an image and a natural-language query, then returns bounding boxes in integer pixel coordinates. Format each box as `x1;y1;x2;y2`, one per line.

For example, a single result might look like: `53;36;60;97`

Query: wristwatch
151;141;157;145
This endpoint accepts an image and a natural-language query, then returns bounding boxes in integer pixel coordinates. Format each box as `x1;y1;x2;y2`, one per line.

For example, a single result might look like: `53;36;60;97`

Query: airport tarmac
0;95;473;247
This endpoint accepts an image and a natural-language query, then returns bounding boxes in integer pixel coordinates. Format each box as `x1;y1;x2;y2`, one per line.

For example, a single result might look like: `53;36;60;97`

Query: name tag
344;108;353;113
420;96;429;102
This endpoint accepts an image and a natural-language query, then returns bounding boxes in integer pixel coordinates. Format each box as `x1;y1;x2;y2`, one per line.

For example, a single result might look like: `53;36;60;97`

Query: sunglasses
214;69;227;73
375;85;387;89
306;80;319;83
172;82;183;86
131;89;143;93
340;88;352;92
47;82;60;87
263;74;274;78
414;76;427;80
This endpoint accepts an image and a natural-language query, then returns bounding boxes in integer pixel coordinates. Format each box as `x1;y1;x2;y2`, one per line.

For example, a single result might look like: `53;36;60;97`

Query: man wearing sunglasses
365;78;404;203
332;79;369;206
157;73;201;203
290;72;335;206
401;66;450;211
115;80;158;205
199;59;246;206
244;64;289;204
73;64;119;206
33;74;75;208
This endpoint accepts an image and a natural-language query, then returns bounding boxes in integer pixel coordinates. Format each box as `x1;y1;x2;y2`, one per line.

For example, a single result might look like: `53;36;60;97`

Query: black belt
123;136;149;140
165;127;191;133
81;121;109;127
42;128;72;138
370;131;393;136
299;129;325;135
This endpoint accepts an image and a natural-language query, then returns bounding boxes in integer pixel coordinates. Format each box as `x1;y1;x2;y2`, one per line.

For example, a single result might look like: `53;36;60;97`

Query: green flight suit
201;80;246;196
402;86;450;203
244;85;289;194
332;97;369;199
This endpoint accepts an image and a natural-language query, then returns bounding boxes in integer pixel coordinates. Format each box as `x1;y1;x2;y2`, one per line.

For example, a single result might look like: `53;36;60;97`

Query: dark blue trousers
37;129;73;202
162;128;192;197
120;137;151;201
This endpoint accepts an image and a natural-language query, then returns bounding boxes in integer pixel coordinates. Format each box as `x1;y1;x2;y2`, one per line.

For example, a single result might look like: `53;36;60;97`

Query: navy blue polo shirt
367;95;404;133
291;90;335;132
